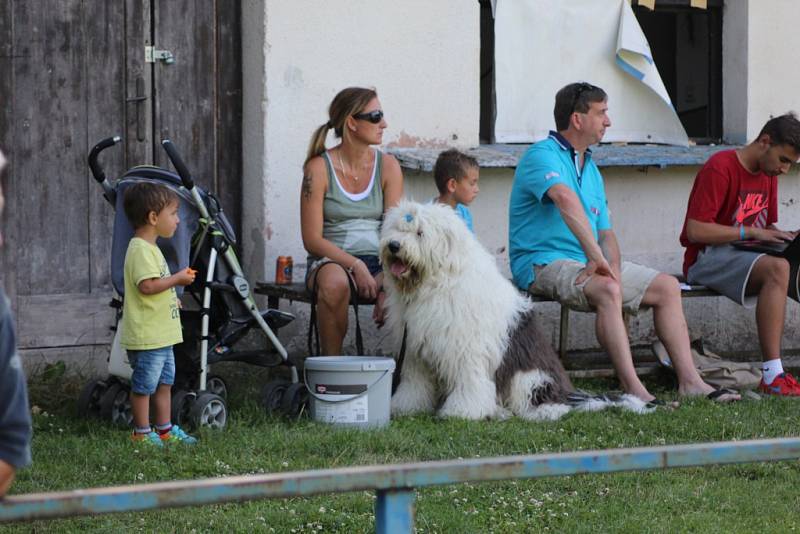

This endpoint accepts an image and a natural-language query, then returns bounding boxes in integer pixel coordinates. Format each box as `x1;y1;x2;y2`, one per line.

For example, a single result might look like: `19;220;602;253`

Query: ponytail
304;122;331;167
304;87;378;167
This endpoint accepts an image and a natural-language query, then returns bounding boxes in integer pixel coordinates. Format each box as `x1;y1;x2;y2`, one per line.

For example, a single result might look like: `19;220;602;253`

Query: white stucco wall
241;0;800;359
242;0;479;285
745;0;800;141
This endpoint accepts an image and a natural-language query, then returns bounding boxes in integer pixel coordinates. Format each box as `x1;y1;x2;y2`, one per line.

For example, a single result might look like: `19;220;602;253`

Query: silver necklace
338;151;359;182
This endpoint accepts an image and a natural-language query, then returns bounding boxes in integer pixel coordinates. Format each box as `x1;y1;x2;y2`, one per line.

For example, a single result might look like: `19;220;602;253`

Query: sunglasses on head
571;82;597;114
353;109;384;124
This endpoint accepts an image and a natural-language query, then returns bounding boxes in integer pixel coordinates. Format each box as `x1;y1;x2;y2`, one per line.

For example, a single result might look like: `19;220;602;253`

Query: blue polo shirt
508;131;612;290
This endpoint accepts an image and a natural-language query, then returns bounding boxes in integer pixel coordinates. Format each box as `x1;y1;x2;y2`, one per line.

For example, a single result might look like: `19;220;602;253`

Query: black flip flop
646;398;681;409
707;387;740;403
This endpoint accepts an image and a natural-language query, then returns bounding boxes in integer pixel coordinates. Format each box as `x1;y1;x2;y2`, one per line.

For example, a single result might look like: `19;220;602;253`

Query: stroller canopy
110;168;201;296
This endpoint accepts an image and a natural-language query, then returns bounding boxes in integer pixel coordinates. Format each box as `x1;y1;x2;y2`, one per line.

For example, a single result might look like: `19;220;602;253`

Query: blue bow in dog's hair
404;214;413;223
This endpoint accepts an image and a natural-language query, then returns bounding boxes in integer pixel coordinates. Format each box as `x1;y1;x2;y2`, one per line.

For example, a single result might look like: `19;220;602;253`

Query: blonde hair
304;87;378;166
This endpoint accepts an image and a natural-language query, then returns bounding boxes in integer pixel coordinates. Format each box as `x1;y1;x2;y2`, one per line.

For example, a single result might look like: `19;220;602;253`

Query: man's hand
575;257;617;285
611;263;622;284
749;227;794;243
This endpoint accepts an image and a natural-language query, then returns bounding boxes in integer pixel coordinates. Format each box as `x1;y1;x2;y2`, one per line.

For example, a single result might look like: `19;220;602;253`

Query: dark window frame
479;0;724;144
633;0;724;143
479;0;495;144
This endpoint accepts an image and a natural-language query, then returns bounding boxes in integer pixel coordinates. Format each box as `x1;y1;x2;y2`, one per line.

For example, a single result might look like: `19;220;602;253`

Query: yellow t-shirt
120;237;183;350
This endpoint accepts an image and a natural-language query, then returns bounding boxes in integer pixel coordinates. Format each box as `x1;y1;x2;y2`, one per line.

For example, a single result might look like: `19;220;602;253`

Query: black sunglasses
353;109;384;124
571;82;596;114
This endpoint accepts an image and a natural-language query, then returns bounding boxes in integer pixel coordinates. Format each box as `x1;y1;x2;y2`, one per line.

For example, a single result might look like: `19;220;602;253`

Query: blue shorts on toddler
128;346;175;395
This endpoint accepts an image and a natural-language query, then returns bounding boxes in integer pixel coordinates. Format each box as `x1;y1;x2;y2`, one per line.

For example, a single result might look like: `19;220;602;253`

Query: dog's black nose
388;240;401;254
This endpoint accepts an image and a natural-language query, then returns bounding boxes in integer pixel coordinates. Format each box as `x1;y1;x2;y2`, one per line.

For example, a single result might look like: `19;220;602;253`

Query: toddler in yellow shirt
121;183;197;447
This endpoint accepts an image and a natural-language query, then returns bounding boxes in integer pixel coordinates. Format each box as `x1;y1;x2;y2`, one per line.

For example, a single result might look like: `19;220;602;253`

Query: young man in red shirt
680;113;800;395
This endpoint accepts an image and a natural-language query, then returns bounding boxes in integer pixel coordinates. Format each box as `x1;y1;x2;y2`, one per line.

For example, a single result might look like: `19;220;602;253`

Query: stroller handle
88;136;122;183
161;139;195;190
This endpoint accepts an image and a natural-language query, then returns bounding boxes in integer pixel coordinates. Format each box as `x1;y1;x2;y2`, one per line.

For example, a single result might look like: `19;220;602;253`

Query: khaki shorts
529;260;659;314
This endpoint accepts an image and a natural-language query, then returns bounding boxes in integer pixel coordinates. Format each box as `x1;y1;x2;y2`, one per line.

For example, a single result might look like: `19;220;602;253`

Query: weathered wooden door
0;1;241;357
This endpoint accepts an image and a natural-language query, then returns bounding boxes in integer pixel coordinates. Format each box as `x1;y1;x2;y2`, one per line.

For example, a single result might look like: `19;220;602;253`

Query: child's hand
175;267;196;286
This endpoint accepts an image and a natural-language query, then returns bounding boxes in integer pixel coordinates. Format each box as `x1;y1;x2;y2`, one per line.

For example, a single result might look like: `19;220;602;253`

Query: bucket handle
303;367;393;404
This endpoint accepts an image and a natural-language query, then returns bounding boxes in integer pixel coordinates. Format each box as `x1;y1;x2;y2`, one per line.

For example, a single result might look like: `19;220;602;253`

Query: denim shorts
305;254;382;286
127;346;176;395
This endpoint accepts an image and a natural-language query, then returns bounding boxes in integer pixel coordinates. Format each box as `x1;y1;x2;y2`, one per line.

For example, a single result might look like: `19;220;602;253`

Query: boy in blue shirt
121;183;198;446
432;149;479;233
508;82;738;405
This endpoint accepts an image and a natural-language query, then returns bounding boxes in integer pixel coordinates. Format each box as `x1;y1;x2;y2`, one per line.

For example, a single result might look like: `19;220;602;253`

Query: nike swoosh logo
737;205;767;223
735;194;769;224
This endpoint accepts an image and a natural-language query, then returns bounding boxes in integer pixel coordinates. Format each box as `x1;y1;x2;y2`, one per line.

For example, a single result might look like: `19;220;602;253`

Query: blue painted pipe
2;438;799;528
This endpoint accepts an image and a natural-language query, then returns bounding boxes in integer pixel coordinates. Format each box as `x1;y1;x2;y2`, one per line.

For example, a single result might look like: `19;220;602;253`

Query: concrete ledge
388;143;740;172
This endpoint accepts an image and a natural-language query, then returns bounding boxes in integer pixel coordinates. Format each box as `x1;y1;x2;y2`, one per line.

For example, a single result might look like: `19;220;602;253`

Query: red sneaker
758;372;800;396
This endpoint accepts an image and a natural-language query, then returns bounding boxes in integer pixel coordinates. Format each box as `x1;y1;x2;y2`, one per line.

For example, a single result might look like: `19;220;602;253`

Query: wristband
740;225;745;240
347;258;362;273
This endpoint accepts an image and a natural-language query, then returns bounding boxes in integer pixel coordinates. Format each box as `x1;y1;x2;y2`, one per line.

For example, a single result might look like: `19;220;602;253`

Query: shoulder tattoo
302;174;313;200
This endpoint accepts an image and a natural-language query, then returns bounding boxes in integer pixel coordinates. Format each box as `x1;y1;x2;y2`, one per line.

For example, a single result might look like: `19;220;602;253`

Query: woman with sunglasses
300;87;404;355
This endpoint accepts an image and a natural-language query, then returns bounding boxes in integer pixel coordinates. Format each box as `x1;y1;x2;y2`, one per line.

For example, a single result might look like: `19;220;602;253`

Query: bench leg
267;295;279;310
559;305;569;361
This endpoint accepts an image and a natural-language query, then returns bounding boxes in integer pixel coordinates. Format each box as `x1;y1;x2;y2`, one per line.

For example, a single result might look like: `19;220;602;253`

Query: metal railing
2;438;799;532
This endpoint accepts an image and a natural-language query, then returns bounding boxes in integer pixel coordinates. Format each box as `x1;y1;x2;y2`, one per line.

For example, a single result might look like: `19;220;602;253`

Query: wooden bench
254;277;722;361
254;281;375;311
523;277;718;360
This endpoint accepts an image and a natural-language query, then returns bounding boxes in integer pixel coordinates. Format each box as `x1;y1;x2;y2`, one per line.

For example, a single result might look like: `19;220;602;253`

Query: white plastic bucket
304;356;395;429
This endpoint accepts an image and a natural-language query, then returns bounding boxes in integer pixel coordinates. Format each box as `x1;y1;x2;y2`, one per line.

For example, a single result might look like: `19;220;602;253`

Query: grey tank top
319;149;384;257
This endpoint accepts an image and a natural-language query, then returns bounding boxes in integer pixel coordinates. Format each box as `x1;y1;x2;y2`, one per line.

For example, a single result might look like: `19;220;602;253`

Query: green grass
7;370;800;533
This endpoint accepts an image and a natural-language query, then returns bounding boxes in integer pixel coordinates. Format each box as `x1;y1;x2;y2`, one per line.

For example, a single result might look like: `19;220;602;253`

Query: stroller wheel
280;382;309;419
109;386;133;428
260;379;289;414
171;390;196;427
98;383;124;421
206;375;228;400
188;392;227;430
76;377;108;418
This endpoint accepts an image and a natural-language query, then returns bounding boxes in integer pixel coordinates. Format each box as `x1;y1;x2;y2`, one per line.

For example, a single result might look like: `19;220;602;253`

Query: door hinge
145;46;175;64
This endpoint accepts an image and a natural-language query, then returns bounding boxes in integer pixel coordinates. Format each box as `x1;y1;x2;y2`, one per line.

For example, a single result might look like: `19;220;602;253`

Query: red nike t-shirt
680;149;778;276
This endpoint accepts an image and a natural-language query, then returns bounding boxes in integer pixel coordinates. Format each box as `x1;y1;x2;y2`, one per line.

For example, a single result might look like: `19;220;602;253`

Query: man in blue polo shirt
509;82;739;405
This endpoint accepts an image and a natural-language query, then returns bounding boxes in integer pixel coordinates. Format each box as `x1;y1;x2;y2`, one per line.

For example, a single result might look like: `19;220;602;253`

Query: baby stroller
76;136;305;430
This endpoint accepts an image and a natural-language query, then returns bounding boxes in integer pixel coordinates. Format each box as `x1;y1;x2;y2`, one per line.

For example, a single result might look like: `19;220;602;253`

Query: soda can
276;256;293;284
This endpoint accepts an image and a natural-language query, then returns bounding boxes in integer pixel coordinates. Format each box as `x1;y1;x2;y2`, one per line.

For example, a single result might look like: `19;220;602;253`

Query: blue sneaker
160;425;198;445
131;430;163;448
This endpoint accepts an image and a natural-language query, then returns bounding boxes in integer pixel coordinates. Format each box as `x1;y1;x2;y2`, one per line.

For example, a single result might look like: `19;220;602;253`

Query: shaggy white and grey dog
380;201;647;421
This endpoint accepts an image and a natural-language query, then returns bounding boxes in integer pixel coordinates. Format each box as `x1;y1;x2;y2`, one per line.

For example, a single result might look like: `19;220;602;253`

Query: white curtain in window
494;0;689;146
